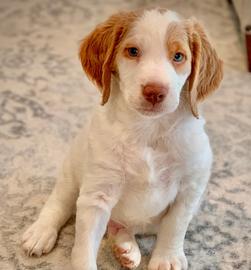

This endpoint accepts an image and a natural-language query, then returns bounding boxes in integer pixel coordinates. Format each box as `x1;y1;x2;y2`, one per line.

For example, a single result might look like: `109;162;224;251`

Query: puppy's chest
112;142;182;225
122;142;180;186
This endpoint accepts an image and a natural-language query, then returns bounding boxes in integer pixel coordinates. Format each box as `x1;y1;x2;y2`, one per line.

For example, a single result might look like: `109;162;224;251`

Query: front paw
22;221;58;257
148;250;188;270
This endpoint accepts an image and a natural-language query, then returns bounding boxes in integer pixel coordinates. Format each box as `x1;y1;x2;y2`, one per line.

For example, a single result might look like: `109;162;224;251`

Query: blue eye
128;47;139;57
173;52;184;62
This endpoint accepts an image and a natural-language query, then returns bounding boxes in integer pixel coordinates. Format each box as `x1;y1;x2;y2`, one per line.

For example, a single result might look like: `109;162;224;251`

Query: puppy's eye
173;52;184;62
128;47;139;57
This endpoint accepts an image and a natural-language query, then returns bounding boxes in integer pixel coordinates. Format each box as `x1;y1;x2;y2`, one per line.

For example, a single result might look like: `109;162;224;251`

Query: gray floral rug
0;0;250;269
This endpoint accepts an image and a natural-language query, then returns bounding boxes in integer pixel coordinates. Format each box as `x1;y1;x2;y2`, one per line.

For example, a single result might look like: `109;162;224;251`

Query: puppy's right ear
79;12;138;105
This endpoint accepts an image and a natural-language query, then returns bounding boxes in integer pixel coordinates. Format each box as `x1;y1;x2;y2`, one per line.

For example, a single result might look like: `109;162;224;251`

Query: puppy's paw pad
113;242;141;269
148;252;187;270
22;222;58;257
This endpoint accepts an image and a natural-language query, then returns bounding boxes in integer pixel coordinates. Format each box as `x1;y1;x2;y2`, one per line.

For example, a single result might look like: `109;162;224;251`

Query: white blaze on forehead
129;9;181;46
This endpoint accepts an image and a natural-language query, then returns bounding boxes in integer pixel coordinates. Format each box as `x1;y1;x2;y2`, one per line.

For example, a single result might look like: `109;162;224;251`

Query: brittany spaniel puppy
22;8;223;270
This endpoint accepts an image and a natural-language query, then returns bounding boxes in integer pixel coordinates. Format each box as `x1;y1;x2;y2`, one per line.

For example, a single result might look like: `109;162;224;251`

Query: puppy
22;8;223;270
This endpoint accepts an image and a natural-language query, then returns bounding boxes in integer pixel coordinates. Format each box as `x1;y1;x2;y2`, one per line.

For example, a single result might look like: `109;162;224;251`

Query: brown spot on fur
166;22;192;74
79;11;141;105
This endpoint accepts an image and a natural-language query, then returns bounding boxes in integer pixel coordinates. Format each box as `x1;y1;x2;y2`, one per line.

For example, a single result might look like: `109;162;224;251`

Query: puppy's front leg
71;187;120;270
149;170;211;270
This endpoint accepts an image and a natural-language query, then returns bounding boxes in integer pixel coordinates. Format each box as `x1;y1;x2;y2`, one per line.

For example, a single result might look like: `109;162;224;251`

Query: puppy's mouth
135;104;165;116
134;99;179;117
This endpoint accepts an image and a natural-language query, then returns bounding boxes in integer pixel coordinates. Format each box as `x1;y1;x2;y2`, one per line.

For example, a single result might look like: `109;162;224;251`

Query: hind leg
22;159;79;256
111;229;141;269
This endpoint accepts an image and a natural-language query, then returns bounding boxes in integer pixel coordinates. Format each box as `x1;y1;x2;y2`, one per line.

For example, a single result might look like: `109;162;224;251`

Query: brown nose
142;83;168;105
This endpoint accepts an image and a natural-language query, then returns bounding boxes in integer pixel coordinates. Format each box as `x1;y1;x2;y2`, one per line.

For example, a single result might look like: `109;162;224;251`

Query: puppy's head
80;9;223;118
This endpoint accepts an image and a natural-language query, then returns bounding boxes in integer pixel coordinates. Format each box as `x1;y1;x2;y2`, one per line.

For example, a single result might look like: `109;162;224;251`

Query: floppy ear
186;19;223;118
79;12;137;105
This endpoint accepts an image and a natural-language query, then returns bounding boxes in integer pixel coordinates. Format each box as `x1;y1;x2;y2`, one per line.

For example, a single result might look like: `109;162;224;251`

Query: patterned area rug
0;0;250;269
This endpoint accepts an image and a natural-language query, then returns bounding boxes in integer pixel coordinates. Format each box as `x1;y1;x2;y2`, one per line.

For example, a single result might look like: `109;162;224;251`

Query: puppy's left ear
186;19;223;118
79;12;138;105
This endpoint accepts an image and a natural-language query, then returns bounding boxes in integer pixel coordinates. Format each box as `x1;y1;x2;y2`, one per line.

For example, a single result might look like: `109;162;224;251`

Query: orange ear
186;19;223;118
79;12;138;105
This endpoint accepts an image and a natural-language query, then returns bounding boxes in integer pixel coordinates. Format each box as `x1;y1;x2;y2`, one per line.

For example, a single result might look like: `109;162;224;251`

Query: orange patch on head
166;22;192;74
166;20;223;118
79;11;141;105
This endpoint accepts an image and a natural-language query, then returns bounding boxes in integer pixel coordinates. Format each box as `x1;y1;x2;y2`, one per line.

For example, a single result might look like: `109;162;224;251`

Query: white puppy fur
22;8;223;270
